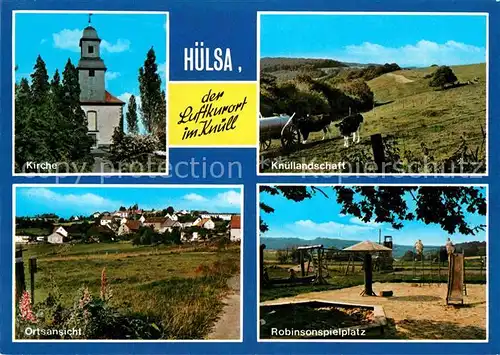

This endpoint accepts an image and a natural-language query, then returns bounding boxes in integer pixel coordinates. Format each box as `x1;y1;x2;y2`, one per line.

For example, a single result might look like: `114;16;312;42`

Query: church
78;20;124;149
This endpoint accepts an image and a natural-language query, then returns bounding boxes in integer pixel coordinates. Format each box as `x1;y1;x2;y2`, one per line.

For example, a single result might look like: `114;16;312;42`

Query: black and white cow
335;113;364;147
296;114;335;144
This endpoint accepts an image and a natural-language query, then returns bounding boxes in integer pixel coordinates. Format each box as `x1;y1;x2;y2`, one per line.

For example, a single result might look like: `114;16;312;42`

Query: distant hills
260;237;486;259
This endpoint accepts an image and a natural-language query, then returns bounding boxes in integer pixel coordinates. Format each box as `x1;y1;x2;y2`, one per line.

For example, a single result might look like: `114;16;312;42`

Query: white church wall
82;105;122;147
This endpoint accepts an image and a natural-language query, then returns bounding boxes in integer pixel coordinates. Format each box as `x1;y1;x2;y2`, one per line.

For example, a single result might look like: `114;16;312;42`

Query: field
17;242;241;340
259;63;486;173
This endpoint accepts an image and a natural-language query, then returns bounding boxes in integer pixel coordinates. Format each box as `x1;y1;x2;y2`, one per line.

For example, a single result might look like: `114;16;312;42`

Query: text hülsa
184;42;232;71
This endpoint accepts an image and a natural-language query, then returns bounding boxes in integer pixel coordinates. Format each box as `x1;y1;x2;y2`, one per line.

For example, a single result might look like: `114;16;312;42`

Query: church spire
88;13;93;25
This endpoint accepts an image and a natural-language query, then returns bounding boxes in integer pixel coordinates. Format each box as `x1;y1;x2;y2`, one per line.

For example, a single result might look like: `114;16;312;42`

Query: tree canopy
260;186;486;236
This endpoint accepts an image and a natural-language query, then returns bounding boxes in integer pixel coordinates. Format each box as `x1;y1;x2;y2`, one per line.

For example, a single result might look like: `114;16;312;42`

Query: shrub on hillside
337;79;374;110
429;66;458;89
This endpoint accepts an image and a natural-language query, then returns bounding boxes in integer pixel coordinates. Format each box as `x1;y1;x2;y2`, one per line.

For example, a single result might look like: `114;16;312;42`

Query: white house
165;213;179;221
113;211;129;218
139;215;146;224
15;235;30;244
160;219;182;233
100;216;113;226
194;218;215;230
200;213;233;221
93;212;101;218
120;217;128;225
48;233;64;244
36;236;46;243
230;215;241;242
53;226;69;238
118;220;142;236
78;23;124;149
177;210;189;215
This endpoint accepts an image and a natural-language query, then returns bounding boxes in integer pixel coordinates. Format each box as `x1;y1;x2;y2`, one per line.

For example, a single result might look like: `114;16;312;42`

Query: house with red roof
230;215;241;242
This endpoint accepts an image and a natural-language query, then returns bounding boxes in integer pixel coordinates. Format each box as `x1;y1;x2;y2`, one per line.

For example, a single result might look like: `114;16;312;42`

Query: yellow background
168;82;257;146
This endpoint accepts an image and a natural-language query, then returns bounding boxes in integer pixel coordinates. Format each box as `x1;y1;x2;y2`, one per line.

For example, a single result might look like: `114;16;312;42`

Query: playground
259;240;487;340
261;282;486;339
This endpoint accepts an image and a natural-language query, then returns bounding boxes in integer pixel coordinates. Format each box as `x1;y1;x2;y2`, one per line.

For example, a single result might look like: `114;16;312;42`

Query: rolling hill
260;58;486;173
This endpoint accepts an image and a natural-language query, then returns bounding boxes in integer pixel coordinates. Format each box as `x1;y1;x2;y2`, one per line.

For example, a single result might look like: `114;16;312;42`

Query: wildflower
79;287;92;308
100;267;107;301
100;267;113;302
19;291;37;323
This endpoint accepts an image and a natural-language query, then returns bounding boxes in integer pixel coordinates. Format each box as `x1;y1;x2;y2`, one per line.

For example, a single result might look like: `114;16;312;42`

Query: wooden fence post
29;257;37;305
15;251;26;303
371;134;385;173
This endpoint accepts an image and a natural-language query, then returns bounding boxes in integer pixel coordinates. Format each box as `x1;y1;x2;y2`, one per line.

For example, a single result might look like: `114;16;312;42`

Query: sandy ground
262;282;486;339
207;275;241;340
386;72;414;83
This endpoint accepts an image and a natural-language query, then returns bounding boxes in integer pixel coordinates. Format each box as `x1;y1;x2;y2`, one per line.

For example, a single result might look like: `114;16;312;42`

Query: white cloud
214;190;241;207
20;188;121;212
52;28;130;53
105;71;121;81
349;217;380;228
101;39;131;53
183;193;207;202
292;219;374;238
338;40;485;67
53;29;81;52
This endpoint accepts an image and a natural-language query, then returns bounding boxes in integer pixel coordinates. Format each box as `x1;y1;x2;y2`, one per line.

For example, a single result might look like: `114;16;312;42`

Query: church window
88;111;97;131
88;45;94;54
89;69;95;77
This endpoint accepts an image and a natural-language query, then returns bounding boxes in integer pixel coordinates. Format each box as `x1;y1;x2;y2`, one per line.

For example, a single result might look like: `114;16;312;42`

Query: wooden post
371;134;385;173
15;255;26;302
29;257;37;305
317;249;323;281
363;253;374;296
260;244;265;285
299;250;305;277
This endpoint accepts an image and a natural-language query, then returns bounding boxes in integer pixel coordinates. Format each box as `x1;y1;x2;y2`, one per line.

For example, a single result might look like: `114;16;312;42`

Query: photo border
255;11;490;178
12;10;171;177
256;182;489;343
11;183;244;343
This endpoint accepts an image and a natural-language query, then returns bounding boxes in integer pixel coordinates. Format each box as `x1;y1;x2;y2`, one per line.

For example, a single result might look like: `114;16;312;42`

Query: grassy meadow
18;242;240;339
260;63;486;173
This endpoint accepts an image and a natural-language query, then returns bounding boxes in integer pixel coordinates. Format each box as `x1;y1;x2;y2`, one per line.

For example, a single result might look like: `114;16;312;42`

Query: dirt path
386;72;414;83
261;282;486;339
207;275;241;340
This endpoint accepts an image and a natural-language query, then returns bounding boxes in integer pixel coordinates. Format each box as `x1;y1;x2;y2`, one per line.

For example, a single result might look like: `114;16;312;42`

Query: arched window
87;111;97;131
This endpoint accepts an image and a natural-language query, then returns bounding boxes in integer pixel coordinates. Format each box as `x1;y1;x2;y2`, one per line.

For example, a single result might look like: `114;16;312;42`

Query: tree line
15;48;166;172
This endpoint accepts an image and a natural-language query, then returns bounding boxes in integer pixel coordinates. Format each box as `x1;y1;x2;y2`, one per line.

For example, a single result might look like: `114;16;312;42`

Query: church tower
78;14;125;149
78;17;106;102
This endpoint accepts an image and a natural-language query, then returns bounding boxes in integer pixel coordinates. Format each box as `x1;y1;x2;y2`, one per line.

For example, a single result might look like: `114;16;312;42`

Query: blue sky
260;186;487;246
260;14;487;67
15;12;167;133
16;186;241;218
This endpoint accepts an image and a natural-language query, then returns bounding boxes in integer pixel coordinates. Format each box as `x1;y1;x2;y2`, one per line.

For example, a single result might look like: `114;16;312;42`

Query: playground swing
297;245;329;285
